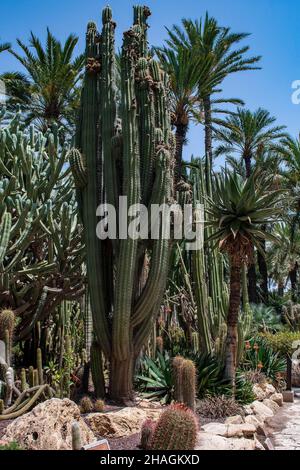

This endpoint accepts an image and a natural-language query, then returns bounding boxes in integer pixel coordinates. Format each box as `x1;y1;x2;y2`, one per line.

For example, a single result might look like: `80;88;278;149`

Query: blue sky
1;0;300;160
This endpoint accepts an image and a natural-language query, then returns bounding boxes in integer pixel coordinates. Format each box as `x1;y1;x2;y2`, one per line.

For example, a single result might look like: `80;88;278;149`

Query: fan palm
215;107;287;178
205;170;283;385
163;14;261;165
2;30;84;131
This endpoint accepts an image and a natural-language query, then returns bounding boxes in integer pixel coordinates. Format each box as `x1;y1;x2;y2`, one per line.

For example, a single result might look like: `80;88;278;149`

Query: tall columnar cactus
181;359;196;411
0;112;85;348
71;6;175;401
90;340;105;398
190;158;229;356
173;355;184;403
150;403;198;450
36;348;43;385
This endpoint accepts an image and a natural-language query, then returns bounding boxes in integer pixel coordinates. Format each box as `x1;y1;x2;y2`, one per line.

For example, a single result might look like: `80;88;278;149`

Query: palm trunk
203;95;213;167
248;263;258;304
224;262;241;387
257;236;268;302
175;123;187;184
243;156;258;304
290;262;298;302
278;281;284;297
244;154;252;179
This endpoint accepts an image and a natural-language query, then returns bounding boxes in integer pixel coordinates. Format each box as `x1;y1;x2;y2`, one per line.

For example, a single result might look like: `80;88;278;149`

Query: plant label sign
82;439;110;451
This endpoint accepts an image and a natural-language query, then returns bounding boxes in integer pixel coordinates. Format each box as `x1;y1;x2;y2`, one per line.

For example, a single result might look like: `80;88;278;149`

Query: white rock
85;405;162;438
270;393;283;407
253;384;267;400
251;400;274;421
265;383;276;397
201;422;256;438
196;432;255;450
243;404;254;415
263;398;280;414
225;415;244;425
245;414;263;429
3;398;95;450
254;436;265;451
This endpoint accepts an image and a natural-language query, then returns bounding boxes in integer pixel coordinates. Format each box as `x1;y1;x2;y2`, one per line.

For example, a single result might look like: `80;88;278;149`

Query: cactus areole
72;6;176;402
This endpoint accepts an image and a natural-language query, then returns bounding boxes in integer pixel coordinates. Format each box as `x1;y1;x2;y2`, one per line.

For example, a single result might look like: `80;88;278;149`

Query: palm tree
215;107;287;178
274;135;300;237
268;222;300;300
155;46;209;180
0;42;10;53
163;14;261;165
2;30;84;131
206;170;283;385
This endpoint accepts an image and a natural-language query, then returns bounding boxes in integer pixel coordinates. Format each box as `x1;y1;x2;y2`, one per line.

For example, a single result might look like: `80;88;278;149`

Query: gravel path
266;394;300;450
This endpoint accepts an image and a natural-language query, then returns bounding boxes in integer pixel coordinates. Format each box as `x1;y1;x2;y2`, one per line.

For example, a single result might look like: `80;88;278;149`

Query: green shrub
0;441;22;450
260;331;300;357
240;337;286;381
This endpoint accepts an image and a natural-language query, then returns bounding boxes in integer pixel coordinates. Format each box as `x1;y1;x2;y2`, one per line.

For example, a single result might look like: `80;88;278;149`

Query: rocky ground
0;383;295;450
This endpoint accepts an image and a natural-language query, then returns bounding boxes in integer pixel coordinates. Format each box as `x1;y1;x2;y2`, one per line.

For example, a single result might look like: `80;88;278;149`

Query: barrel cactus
150;403;198;450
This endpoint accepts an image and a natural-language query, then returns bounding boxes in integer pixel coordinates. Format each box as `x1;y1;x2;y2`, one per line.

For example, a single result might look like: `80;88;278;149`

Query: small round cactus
140;418;155;449
0;309;15;340
94;399;105;412
79;396;93;414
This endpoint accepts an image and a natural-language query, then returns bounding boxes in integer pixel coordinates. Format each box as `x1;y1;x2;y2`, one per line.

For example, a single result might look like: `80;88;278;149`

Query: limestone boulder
3;398;95;450
195;432;255;450
263;398;280;414
252;383;276;401
251;400;274;421
85;406;162;438
201;422;256;438
270;393;283;407
253;384;267;401
225;415;244;425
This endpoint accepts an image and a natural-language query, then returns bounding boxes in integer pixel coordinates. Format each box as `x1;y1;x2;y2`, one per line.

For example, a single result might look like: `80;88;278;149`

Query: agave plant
206;170;284;385
135;352;173;404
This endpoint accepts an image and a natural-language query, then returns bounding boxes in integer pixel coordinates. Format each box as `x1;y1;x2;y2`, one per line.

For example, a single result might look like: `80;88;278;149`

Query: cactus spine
72;6;175;401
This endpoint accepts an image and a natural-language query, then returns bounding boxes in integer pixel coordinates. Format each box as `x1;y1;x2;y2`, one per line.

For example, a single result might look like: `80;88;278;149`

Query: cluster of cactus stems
0;333;54;420
190;158;251;364
148;403;198;450
0;111;85;349
71;6;176;401
173;356;196;410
